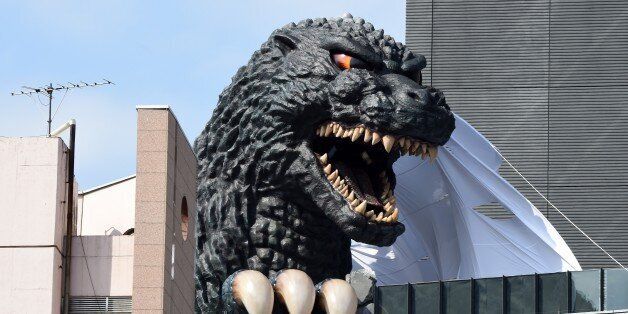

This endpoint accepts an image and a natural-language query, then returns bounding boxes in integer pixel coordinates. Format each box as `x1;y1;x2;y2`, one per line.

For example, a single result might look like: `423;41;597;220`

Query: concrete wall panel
69;235;134;297
0;137;67;248
0;247;62;314
133;107;197;313
0;137;69;313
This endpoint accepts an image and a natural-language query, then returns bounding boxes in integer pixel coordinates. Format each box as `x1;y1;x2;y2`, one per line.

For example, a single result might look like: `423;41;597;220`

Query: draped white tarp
351;114;581;285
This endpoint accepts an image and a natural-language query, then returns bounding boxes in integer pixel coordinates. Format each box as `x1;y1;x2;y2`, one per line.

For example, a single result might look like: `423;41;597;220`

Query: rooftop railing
375;268;628;313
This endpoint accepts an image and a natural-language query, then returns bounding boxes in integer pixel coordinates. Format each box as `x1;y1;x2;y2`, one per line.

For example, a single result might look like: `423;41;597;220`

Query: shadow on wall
70;235;134;297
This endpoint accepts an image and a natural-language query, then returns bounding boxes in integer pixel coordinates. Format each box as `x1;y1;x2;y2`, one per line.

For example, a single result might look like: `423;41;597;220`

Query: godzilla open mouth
312;121;439;224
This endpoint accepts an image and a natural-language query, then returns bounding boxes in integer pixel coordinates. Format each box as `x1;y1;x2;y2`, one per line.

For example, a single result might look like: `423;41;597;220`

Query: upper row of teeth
318;153;399;224
316;122;439;160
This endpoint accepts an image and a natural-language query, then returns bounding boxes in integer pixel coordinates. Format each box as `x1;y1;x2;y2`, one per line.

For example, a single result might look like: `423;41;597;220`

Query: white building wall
0;137;70;314
0;247;63;314
77;176;135;236
70;235;134;296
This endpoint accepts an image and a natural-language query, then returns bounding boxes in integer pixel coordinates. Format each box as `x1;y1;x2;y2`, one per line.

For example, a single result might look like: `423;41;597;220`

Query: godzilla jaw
311;121;439;225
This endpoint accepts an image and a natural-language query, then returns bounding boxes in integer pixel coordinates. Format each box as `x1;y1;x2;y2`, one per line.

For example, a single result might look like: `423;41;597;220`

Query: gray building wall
406;0;628;268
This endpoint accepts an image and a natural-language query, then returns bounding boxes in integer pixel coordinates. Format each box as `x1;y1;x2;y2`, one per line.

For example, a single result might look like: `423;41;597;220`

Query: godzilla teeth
317;159;397;223
351;127;363;142
403;138;412;151
382;135;395;153
319;153;328;164
375;212;384;222
348;191;356;201
316;121;439;225
384;202;393;212
319;156;398;224
335;125;344;137
328;169;339;181
343;129;352;138
316;122;438;159
428;146;438;162
340;185;349;196
355;200;367;214
411;141;420;154
323;164;332;175
371;132;381;145
363;129;372;142
324;124;333;136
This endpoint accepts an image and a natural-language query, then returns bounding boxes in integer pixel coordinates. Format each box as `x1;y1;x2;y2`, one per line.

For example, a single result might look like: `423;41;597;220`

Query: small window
181;196;189;241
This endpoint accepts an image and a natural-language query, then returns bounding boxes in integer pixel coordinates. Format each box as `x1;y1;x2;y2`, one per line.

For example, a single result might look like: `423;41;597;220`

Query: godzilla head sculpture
194;16;455;312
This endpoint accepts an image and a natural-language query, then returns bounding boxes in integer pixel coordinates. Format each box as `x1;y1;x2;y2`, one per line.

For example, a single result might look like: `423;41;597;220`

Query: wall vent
69;296;131;313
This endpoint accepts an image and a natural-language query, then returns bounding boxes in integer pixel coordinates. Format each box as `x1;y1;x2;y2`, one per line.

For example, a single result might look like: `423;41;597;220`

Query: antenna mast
11;79;114;136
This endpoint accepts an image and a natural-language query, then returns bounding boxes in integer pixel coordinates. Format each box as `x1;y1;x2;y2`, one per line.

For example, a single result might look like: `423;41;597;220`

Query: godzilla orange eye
332;53;352;70
332;53;370;70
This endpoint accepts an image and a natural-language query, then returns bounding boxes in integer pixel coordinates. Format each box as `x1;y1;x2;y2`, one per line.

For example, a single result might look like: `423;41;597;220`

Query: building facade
0;106;197;313
0;137;71;313
406;0;628;268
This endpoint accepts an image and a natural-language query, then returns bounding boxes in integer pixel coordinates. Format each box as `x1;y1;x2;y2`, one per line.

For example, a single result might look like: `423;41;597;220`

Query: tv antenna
10;79;113;136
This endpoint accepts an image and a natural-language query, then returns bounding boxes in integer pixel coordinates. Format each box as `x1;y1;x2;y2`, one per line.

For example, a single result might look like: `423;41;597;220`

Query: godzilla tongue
335;161;381;206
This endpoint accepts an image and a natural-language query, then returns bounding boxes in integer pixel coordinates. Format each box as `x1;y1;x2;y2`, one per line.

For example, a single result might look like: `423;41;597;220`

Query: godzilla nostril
407;91;419;100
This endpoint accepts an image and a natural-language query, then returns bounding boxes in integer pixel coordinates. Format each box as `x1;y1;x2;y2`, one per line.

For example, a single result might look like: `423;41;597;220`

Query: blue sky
0;1;405;189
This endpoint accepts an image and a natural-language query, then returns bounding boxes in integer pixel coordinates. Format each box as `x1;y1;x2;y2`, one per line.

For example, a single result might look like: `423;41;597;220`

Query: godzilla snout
376;73;455;145
312;73;454;246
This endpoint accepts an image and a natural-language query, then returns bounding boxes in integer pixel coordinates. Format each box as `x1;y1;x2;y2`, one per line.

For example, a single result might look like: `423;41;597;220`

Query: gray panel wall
406;0;628;268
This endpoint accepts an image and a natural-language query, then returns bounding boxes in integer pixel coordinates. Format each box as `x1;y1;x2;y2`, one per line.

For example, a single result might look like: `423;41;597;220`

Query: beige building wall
77;176;136;236
0;137;71;314
133;106;197;313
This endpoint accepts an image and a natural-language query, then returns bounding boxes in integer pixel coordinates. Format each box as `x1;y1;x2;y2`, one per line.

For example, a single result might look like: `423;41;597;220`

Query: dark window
181;196;189;241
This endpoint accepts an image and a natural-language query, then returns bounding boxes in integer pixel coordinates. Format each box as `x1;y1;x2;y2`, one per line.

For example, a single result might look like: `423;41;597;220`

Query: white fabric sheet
350;114;581;284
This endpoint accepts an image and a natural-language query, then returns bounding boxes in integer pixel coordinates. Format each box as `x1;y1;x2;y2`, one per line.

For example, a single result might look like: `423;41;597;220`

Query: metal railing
375;268;628;314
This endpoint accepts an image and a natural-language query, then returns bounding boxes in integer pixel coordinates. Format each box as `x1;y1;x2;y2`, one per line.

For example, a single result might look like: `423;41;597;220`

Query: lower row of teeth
318;153;399;223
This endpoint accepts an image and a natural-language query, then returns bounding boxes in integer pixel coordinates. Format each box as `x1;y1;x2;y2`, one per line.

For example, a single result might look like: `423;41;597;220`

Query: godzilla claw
222;270;274;314
222;269;357;314
315;279;358;314
271;269;316;314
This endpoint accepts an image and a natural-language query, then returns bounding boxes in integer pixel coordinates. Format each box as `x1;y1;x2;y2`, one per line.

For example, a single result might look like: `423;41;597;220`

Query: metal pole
47;83;53;136
61;122;76;313
502;276;506;314
407;282;412;313
438;280;443;314
600;268;605;310
533;273;539;313
470;278;475;313
567;271;572;313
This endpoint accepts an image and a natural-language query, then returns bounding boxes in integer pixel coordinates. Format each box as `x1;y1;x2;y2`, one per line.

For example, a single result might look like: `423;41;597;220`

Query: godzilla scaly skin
193;16;455;312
